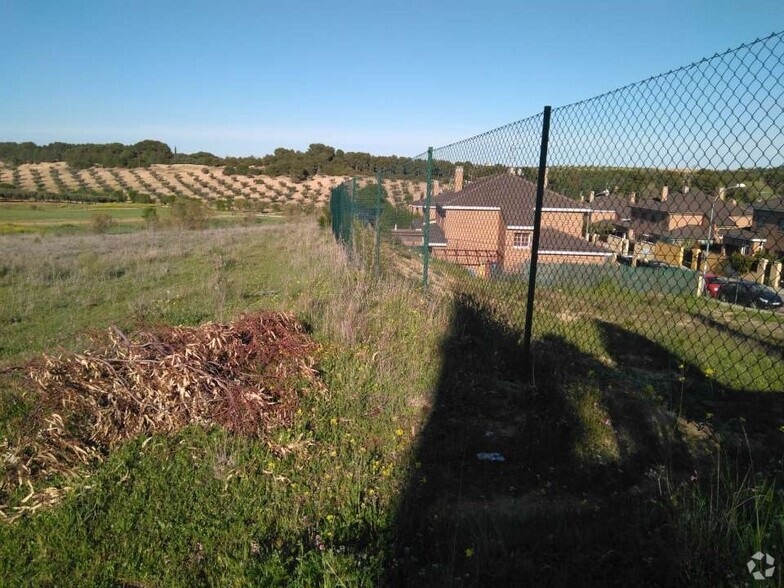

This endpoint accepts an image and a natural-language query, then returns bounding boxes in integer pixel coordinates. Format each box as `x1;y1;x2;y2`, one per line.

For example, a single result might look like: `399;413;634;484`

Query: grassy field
0;221;782;586
0;201;168;233
0;201;166;222
0;201;284;235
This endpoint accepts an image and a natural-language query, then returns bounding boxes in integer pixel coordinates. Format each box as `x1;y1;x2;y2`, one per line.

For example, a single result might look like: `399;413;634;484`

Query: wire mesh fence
329;173;426;279
330;31;784;392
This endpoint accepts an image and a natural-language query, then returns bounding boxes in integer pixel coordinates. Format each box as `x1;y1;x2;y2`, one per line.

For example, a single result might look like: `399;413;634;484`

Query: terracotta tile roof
631;188;752;225
620;219;707;241
588;194;632;219
723;227;770;242
422;174;590;226
723;225;784;253
538;229;613;254
392;221;447;246
428;224;447;245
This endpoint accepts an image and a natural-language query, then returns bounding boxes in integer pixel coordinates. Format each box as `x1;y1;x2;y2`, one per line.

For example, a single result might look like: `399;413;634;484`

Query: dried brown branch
1;311;323;521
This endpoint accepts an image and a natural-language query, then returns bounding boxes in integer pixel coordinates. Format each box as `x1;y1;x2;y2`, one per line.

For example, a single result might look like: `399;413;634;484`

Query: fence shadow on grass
596;319;784;455
383;295;783;587
688;311;784;362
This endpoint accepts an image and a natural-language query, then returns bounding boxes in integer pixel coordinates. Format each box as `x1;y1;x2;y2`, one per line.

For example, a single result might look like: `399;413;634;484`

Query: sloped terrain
0;162;428;208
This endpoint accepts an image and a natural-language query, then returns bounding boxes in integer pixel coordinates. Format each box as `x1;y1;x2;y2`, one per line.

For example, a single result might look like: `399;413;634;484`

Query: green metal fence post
422;147;433;290
374;171;383;277
349;177;357;256
330;186;339;241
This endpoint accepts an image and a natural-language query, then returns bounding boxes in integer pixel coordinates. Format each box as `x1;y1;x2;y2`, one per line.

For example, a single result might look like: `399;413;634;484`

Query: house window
513;232;531;248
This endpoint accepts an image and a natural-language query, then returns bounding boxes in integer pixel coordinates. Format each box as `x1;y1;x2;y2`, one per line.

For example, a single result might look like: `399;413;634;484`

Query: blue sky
1;0;782;156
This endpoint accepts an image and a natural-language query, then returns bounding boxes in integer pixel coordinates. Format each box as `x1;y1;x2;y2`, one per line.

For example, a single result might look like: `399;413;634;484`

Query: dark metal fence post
374;171;383;277
522;106;552;375
422;147;433;290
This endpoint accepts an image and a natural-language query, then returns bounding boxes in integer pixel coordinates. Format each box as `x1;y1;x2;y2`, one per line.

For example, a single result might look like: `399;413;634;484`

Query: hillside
0;161;427;209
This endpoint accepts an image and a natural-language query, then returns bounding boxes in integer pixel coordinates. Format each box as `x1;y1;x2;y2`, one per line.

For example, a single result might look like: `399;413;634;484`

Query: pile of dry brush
1;311;322;521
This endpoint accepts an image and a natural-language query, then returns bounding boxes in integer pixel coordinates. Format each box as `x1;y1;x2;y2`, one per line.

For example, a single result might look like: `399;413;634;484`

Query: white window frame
513;232;531;249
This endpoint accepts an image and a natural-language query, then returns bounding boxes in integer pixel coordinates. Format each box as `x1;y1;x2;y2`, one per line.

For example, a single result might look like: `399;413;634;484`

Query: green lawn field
0;201;168;223
0;201;283;234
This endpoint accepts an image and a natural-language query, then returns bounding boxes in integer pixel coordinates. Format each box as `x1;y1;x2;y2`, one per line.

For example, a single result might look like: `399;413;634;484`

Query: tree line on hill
0;141;176;169
508;165;784;204
224;144;436;182
0;141;437;181
2;140;781;203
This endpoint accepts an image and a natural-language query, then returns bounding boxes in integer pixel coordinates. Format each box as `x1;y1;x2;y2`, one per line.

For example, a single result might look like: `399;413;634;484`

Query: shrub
142;206;158;227
90;213;115;234
171;198;211;229
730;252;754;274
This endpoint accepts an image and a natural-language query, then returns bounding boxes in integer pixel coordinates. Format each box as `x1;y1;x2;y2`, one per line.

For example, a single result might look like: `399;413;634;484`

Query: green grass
0;226;291;361
446;269;784;393
0;202;168;223
0;201;284;235
0;221;447;586
0;221;782;586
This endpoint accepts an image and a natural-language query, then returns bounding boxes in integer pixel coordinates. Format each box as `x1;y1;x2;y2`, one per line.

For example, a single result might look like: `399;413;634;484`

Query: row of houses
589;186;784;257
392;166;784;275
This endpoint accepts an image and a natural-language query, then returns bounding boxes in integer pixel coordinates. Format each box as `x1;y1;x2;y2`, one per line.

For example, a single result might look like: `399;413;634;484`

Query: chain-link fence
330;31;784;392
330;172;429;280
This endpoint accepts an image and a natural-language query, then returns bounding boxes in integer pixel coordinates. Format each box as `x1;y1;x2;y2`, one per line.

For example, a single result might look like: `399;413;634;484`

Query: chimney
729;198;737;207
587;190;595;203
454;166;464;192
629;191;637;204
579;193;585;202
683;185;690;194
433;180;440;196
661;186;669;202
718;186;726;200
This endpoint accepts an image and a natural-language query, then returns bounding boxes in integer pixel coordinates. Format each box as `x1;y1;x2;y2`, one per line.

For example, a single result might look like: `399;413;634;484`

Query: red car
704;273;730;298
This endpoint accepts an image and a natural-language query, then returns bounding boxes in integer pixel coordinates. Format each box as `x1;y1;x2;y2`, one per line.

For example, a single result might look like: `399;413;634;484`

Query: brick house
586;191;633;229
617;186;752;244
406;172;612;274
722;197;784;257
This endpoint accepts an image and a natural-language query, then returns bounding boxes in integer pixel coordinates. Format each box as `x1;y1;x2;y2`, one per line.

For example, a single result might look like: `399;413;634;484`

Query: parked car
637;259;671;269
717;281;783;310
704;273;731;298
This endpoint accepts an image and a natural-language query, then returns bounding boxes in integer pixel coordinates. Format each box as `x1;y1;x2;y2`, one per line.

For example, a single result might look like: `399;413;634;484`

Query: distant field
0;202;168;224
0;201;282;234
0;161;428;208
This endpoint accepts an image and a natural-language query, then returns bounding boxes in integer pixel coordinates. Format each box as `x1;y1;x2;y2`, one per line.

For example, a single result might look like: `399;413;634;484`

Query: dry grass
1;311;322;521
